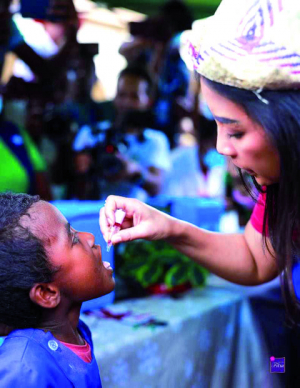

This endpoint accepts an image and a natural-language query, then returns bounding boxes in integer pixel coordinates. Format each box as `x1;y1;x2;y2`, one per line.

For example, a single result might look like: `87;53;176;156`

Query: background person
162;114;226;198
120;0;193;148
0;0;78;89
72;65;171;201
0;0;79;200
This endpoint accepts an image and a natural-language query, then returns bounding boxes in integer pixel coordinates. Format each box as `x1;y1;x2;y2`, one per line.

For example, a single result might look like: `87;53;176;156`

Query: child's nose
82;232;95;247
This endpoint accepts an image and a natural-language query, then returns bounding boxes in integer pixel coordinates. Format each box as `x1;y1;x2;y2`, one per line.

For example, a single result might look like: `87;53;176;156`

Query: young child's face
24;201;115;303
114;75;150;115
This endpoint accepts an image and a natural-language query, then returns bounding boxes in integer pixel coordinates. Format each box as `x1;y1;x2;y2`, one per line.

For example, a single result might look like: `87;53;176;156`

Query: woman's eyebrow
214;116;240;124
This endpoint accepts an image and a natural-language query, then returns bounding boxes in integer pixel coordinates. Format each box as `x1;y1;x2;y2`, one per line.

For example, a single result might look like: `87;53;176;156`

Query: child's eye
72;233;80;245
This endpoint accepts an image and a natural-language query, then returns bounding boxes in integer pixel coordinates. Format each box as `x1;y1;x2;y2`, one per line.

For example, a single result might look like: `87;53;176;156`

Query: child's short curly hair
0;192;59;328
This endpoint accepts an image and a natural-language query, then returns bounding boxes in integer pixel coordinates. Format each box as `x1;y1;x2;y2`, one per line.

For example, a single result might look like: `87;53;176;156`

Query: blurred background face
114;75;150;115
43;21;66;45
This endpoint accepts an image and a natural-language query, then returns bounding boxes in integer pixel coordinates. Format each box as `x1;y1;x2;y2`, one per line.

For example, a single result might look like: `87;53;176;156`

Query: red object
147;282;192;295
250;192;267;235
105;145;115;153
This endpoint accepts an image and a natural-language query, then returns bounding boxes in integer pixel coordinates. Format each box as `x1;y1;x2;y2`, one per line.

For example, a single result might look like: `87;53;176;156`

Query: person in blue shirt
0;192;115;387
0;0;78;84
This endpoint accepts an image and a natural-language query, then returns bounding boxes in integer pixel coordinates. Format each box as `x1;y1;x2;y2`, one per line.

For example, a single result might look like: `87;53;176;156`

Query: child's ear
29;284;61;309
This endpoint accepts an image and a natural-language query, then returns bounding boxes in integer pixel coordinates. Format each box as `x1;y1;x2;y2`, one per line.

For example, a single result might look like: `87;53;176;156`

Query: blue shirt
0;320;102;388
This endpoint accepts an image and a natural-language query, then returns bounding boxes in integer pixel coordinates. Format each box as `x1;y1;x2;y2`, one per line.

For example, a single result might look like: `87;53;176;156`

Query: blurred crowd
0;0;255;227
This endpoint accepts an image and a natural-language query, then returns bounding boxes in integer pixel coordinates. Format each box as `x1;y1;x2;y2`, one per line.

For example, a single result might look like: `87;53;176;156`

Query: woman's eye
228;133;244;139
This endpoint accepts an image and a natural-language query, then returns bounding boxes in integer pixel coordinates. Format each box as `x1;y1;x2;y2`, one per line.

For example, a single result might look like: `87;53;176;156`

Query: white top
162;145;226;198
73;122;171;200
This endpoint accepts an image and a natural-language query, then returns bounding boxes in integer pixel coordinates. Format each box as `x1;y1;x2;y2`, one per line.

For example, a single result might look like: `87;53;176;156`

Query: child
0;192;115;387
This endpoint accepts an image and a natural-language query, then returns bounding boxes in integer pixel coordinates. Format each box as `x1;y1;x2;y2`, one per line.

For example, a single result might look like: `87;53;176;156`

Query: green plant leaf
118;239;209;290
165;263;189;288
135;264;164;288
189;265;209;287
119;261;150;278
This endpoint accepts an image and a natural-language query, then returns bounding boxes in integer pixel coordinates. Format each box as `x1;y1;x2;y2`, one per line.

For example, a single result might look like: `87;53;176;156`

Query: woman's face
200;78;280;186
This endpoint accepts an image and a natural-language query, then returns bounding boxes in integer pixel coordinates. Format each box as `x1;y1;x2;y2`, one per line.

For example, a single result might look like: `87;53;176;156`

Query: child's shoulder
0;328;73;387
0;322;100;387
0;328;50;360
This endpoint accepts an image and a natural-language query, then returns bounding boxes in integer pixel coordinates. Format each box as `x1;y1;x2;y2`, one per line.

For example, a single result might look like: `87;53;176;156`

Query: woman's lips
243;168;256;175
233;164;256;175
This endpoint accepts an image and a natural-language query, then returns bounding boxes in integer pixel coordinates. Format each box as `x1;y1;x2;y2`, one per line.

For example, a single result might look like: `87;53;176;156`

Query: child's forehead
22;201;67;244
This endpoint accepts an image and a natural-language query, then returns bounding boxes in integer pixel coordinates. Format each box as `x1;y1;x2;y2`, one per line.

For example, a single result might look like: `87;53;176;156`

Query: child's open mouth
103;261;113;271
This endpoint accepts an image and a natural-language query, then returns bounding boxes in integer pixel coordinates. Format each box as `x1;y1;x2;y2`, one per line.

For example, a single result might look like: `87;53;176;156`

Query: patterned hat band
186;0;300;91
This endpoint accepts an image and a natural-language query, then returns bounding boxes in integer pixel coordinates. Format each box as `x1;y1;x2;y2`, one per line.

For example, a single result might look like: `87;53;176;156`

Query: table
81;277;282;388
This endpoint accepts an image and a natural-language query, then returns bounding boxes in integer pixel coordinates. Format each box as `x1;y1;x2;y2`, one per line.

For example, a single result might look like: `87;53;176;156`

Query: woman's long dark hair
202;76;300;326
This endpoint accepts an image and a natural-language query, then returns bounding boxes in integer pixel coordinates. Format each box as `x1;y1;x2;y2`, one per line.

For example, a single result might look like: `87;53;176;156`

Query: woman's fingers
110;224;147;244
99;206;110;242
99;196;147;242
107;196;139;224
99;196;137;240
99;195;173;245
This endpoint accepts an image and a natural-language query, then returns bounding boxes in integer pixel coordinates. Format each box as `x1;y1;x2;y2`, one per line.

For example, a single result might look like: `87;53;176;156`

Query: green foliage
92;0;221;20
118;239;209;290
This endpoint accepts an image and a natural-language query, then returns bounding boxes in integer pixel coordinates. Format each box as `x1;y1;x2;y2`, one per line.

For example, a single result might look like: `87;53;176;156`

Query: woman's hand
99;196;174;245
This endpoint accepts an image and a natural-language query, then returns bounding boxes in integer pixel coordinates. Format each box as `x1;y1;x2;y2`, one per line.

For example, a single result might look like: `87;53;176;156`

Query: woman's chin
254;176;276;186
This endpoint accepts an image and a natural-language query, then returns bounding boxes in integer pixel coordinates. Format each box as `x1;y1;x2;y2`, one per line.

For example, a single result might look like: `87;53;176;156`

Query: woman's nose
216;134;236;157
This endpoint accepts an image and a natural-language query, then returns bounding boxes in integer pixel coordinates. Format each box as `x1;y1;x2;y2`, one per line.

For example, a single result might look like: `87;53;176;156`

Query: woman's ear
29;284;61;309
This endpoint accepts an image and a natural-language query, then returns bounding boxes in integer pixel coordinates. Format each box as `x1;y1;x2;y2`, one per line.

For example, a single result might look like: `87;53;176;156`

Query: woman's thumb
111;225;146;244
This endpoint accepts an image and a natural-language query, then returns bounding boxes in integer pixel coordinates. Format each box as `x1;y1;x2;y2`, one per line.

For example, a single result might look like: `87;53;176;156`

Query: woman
100;0;300;325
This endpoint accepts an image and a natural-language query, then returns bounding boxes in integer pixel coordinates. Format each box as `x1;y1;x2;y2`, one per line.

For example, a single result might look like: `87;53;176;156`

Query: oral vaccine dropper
107;209;126;252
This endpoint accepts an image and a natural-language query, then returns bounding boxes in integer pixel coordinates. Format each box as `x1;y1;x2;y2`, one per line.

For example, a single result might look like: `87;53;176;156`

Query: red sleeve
250;192;268;235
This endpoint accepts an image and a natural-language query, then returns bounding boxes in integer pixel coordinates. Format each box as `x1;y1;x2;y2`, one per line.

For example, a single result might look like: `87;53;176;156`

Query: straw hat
187;0;300;90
